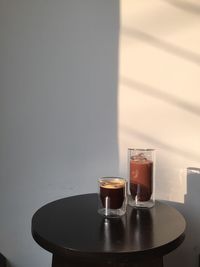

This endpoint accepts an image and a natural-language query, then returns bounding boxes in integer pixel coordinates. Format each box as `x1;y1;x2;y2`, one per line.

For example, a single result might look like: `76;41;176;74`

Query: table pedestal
52;254;163;267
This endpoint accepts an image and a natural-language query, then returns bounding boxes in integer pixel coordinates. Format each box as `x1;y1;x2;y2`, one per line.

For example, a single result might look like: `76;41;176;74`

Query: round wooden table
32;194;186;267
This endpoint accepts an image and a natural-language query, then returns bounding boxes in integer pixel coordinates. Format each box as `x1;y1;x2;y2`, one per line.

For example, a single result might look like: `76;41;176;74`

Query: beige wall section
119;0;200;202
119;1;200;266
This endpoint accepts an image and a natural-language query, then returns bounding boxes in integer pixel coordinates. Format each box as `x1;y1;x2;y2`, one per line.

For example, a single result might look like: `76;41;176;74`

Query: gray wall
0;1;119;266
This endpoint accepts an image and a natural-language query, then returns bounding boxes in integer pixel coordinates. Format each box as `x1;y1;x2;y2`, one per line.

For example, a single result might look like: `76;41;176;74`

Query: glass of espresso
128;149;155;208
98;177;127;218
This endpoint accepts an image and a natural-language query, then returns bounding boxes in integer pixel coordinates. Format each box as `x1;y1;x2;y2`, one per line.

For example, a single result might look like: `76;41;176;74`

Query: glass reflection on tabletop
128;208;154;249
99;206;155;252
99;217;126;251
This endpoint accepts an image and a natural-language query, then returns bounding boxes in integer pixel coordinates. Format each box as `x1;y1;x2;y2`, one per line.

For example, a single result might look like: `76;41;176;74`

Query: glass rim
98;176;126;182
128;148;155;151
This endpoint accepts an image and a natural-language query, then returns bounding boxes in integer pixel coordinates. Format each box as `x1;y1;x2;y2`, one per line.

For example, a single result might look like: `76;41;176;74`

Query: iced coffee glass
128;149;155;208
98;177;127;218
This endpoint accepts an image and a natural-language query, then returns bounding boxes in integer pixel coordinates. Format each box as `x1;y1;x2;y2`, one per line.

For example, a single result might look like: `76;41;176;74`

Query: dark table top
32;194;186;263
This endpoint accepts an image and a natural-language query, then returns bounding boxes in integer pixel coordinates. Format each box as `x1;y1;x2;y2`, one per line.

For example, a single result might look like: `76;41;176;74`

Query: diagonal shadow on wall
122;27;200;67
121;76;200;118
163;0;200;15
121;125;200;163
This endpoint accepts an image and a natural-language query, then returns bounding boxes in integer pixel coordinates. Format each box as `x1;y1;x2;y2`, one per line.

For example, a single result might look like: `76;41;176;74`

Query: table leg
52;254;163;267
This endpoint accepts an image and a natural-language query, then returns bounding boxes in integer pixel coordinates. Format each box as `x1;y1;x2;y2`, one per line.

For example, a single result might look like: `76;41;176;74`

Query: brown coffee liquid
130;159;153;201
100;179;125;209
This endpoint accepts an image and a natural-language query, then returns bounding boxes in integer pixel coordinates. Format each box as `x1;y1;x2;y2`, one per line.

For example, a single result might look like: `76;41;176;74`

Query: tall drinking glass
128;149;155;208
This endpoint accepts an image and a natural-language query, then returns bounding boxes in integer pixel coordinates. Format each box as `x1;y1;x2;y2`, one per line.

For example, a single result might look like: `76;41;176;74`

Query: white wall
0;1;119;266
119;0;200;266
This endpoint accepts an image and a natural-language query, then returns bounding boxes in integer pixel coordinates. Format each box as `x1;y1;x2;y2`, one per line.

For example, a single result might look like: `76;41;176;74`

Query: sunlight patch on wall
118;0;200;203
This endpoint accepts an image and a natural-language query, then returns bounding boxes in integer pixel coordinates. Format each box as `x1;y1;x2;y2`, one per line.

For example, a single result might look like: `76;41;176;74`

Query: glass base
128;195;154;208
98;208;126;218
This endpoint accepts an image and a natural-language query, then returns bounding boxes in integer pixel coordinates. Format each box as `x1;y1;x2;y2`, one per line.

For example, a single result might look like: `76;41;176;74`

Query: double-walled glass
98;177;127;218
128;149;155;208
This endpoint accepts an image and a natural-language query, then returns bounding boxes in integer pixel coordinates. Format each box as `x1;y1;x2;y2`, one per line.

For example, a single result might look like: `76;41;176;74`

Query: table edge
31;194;186;262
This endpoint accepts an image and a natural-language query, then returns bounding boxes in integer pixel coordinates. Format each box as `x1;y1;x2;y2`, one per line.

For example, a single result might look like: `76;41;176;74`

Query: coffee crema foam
100;179;125;189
